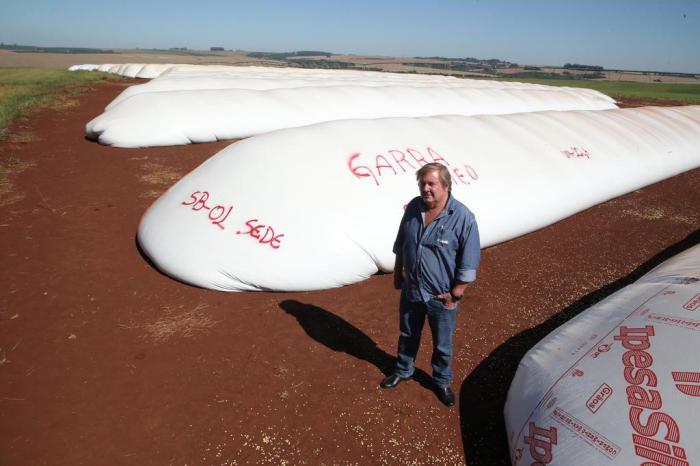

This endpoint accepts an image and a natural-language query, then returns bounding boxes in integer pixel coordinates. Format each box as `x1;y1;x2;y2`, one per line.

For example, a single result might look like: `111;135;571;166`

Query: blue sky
1;0;699;73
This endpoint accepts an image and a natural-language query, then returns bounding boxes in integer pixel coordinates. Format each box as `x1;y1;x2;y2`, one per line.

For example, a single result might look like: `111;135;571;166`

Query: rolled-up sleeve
456;215;481;282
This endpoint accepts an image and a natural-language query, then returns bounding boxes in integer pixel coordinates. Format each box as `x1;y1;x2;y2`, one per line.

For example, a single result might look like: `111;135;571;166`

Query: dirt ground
0;82;698;466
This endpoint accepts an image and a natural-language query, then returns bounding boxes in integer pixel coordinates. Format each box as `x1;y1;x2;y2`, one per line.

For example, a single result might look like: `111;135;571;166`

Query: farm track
0;82;698;465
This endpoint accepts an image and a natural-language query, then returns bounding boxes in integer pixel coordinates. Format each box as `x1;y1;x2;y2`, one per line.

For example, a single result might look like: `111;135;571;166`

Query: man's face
419;170;448;208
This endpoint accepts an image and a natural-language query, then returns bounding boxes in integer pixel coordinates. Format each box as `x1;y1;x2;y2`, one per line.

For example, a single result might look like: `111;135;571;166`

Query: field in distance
1;46;698;83
1;47;699;114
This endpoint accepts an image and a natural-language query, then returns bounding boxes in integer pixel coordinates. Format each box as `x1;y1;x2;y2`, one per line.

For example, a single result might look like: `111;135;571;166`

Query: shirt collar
418;193;455;219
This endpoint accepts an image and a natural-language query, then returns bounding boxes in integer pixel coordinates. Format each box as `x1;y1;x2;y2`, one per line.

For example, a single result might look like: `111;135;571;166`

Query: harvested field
0;50;273;69
0;82;698;465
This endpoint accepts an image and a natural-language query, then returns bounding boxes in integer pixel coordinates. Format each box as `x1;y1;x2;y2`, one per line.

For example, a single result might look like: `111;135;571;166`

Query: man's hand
393;255;404;290
436;292;458;309
437;283;467;309
393;271;403;290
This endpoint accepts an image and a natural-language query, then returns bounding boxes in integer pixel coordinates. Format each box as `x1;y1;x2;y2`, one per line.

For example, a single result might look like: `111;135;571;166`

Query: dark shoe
380;373;410;389
434;386;455;406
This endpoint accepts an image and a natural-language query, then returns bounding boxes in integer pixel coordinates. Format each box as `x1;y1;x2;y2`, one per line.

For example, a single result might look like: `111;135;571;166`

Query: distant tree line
414;56;517;67
245;51;364;70
288;59;355;69
507;70;605;80
659;71;698;78
247;51;333;60
563;63;604;71
403;62;499;74
415;56;480;62
0;44;113;54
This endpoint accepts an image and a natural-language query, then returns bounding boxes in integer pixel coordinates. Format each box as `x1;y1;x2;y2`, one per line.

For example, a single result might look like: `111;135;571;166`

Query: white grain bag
106;64;613;109
505;242;700;465
137;105;700;292
87;85;617;147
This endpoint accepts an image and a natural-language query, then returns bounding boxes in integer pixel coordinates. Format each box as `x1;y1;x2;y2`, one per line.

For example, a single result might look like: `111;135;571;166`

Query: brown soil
0;82;698;466
614;95;696;108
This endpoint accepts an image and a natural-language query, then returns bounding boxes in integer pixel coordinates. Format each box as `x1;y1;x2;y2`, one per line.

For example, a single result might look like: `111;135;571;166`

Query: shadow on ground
459;229;700;465
279;299;434;389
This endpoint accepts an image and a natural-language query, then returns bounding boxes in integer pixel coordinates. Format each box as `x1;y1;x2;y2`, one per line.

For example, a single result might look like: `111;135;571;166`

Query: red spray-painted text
181;190;284;249
348;146;478;187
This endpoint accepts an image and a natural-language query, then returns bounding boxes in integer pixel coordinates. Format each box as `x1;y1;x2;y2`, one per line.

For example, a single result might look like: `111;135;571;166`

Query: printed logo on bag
550;408;620;458
524;422;557;465
672;371;700;397
614;326;689;466
683;293;700;311
591;343;612;359
586;383;613;413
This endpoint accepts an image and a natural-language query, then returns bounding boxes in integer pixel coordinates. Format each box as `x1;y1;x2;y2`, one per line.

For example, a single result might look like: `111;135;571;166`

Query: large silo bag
137;105;700;292
505;243;700;465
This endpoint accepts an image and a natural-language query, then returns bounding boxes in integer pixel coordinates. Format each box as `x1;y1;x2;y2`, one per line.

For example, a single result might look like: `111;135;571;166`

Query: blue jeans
394;293;458;388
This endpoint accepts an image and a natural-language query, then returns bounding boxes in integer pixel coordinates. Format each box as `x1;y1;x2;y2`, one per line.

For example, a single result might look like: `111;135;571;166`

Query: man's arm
455;215;481;285
393;253;404;290
393;200;413;291
439;214;481;308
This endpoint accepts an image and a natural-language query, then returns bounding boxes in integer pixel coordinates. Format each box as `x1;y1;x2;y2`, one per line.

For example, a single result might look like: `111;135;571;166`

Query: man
380;162;481;407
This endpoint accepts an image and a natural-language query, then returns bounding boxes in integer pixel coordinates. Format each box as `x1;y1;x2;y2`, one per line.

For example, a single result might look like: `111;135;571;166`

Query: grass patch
140;161;182;185
492;77;700;103
136;160;183;198
8;131;37;144
0;154;34;205
0;68;124;140
120;304;218;343
0;67;121;200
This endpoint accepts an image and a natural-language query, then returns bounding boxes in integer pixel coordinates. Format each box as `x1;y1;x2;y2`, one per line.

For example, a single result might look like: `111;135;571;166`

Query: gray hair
416;163;451;191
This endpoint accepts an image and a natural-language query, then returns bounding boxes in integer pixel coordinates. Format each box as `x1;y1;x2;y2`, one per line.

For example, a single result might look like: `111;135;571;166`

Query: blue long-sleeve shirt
393;194;481;303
